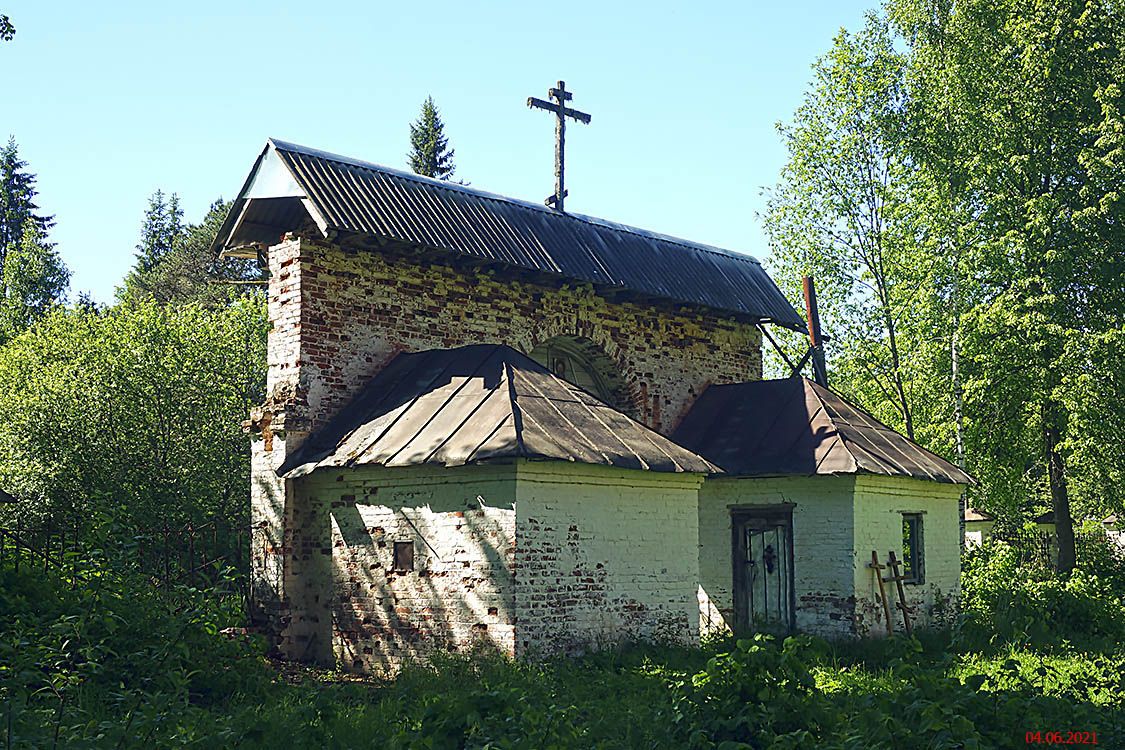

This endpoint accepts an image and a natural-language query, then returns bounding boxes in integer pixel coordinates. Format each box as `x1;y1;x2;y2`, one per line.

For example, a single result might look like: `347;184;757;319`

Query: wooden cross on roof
527;80;591;212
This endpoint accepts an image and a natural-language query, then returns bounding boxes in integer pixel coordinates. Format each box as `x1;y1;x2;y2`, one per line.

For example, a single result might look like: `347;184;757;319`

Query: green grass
2;552;1123;749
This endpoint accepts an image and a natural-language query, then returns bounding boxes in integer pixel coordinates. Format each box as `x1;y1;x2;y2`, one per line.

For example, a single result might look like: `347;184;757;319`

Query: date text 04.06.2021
1026;731;1098;745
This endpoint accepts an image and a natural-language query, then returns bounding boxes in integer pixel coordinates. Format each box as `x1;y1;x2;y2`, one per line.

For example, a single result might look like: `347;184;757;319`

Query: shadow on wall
329;490;517;674
249;451;286;629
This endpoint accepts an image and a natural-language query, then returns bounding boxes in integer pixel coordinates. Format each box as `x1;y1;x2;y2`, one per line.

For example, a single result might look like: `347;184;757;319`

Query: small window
902;514;924;584
393;540;414;572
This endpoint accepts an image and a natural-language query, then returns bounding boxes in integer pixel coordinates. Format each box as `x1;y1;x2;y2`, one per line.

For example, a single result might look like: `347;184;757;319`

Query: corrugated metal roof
280;344;717;478
213;139;806;329
672;377;974;485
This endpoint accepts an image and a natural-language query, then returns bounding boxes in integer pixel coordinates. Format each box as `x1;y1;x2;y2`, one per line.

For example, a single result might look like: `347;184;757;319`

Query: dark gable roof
672;377;974;485
213;139;806;329
281;344;717;478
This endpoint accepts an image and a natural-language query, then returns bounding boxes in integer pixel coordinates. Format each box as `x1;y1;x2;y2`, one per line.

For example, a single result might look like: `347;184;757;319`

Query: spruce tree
134;190;184;273
0;139;68;341
0;137;53;282
120;198;265;306
408;96;456;180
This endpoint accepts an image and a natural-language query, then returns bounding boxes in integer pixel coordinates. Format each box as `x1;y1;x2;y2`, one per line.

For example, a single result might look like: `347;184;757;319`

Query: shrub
0;556;270;748
672;634;826;747
956;541;1125;649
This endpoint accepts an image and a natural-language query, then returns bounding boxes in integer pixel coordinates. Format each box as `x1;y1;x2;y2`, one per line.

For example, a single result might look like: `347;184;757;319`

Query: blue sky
3;0;871;303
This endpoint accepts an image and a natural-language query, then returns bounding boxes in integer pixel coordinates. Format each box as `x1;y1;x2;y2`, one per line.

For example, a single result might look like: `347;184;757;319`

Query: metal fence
0;518;249;602
987;525;1118;570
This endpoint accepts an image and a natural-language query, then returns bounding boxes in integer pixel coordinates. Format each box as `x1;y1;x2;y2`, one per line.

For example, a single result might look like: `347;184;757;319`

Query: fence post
73;519;80;588
163;521;170;586
188;522;196;588
238;527;248;615
14;516;19;574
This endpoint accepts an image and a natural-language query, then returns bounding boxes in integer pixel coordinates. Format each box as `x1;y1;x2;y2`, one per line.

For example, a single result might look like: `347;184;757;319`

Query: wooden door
732;508;795;634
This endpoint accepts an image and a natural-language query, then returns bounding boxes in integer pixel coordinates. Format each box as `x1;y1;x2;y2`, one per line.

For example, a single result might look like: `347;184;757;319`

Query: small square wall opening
393;540;415;572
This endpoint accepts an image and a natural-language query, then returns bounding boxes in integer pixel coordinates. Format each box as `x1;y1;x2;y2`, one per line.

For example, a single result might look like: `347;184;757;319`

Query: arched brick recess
528;335;637;417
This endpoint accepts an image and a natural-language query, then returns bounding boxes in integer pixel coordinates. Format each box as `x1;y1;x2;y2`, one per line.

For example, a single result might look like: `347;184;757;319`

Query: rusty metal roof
672;377;974;485
213;139;806;329
281;344;717;478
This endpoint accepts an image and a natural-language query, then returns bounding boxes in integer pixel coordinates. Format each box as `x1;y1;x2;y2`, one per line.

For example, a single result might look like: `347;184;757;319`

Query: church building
213;138;970;674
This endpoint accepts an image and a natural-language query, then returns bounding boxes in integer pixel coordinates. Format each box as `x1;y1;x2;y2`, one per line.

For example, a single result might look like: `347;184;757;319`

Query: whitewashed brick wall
281;465;518;672
270;460;705;674
852;476;963;636
514;463;704;656
698;476;858;639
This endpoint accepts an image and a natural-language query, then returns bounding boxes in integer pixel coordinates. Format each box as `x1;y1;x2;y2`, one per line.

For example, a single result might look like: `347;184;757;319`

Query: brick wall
268;236;762;435
513;463;704;656
698;476;858;639
248;434;295;639
287;464;518;674
852;476;963;636
250;232;762;650
272;460;703;674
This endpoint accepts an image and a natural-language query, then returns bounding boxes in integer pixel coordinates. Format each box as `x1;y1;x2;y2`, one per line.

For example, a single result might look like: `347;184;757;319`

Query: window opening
902;514;924;584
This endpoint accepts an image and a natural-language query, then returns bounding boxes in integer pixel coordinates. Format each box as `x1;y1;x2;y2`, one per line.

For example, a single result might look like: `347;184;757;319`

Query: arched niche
529;336;634;417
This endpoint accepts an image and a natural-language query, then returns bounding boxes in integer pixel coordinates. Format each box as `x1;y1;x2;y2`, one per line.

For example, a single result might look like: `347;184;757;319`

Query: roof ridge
267;138;765;267
503;359;528;458
809;379;972;482
808;380;908;476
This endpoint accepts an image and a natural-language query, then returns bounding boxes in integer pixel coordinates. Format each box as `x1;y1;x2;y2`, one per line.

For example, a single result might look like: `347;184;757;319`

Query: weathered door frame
730;504;796;634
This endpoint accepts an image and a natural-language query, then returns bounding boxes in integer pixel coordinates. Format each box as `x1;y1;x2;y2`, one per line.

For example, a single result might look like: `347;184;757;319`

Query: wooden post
802;276;828;387
188;523;196;587
886;551;914;636
868;550;894;635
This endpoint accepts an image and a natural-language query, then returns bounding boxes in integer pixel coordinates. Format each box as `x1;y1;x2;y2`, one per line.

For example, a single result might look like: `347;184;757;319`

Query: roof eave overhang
211;140;332;258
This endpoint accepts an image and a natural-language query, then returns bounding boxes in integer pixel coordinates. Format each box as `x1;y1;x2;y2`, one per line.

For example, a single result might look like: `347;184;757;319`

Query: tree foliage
0;221;69;340
408;96;457;180
132;189;183;274
765;1;1125;569
119;197;265;306
0;299;268;532
764;15;940;443
895;0;1125;570
0;137;69;343
0;136;53;281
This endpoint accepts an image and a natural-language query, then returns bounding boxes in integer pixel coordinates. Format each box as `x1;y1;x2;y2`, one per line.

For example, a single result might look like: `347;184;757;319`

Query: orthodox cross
527;80;591;212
